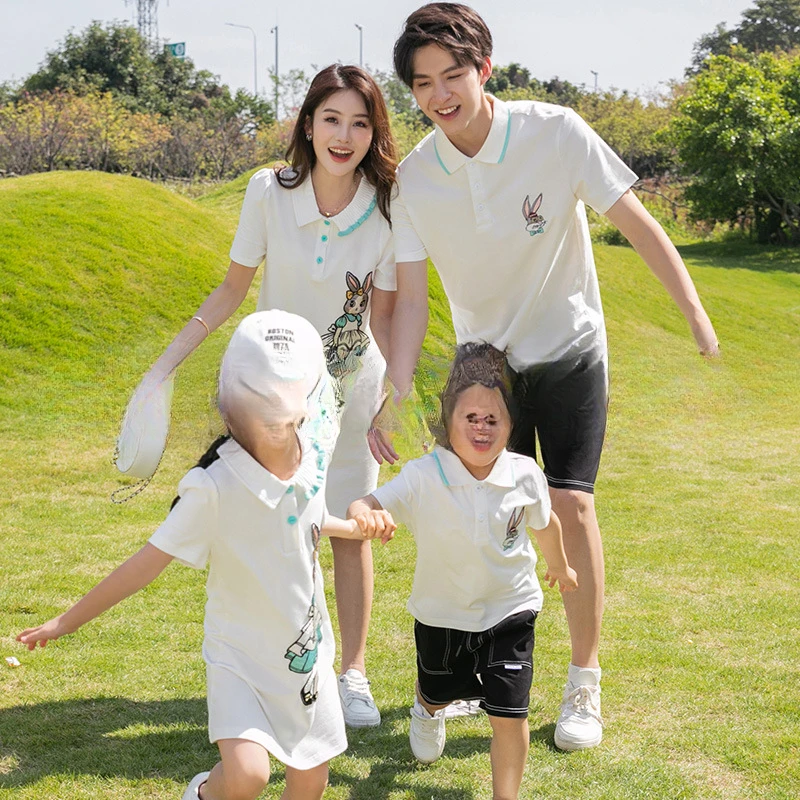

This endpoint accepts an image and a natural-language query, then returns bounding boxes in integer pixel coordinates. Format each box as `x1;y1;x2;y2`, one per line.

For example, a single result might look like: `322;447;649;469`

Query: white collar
292;170;377;234
433;96;512;176
430;444;515;488
218;433;326;509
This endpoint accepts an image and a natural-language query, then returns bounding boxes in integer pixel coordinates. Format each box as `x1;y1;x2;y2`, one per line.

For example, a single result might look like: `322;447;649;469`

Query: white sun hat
115;372;175;480
218;309;326;424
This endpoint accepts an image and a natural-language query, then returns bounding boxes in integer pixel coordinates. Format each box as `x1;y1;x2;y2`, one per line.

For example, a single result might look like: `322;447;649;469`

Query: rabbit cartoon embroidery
522;193;547;236
502;507;525;551
323;271;373;378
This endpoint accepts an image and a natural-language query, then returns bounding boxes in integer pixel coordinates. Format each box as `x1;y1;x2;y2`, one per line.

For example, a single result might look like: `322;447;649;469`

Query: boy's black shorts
509;349;608;493
414;609;537;719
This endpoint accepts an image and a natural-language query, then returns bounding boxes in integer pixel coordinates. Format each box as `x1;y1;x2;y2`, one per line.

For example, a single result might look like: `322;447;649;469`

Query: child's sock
413;698;435;718
568;663;602;686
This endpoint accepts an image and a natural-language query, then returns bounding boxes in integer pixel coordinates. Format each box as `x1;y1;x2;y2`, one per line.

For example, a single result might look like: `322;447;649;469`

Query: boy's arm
17;543;174;650
387;259;429;399
323;498;396;545
604;190;719;357
531;511;578;592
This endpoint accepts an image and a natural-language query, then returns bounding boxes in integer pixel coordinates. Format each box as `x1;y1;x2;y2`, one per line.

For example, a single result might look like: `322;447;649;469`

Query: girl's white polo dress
230;168;395;515
149;435;347;770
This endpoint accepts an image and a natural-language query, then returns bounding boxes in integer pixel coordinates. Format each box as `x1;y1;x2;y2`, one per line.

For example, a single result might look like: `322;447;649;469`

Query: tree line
1;1;799;242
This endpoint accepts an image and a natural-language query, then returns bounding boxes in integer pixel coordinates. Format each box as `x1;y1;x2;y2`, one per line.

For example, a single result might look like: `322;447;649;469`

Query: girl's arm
17;544;174;650
144;261;256;383
323;499;396;545
531;511;579;592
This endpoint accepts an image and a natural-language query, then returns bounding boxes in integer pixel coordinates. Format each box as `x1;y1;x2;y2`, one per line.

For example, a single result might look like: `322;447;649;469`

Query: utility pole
226;23;258;96
355;23;363;68
591;70;599;93
271;26;279;119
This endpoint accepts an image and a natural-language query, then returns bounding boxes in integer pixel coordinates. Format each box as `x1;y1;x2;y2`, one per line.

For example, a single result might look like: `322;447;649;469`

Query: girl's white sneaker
181;772;210;800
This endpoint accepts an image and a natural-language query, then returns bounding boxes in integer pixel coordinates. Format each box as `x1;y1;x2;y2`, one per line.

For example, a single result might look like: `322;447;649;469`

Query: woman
134;64;398;727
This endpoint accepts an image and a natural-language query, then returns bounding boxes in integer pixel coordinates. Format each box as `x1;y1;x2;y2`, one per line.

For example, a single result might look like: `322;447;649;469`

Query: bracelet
192;316;211;336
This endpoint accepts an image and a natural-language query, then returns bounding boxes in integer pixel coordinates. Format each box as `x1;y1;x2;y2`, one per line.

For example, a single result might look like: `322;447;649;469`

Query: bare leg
199;739;270;800
281;763;329;800
488;716;529;800
550;488;604;668
330;536;373;673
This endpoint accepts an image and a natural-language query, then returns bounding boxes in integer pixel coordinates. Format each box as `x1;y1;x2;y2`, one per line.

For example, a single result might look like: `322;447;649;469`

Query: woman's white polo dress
149;436;347;769
230;169;395;516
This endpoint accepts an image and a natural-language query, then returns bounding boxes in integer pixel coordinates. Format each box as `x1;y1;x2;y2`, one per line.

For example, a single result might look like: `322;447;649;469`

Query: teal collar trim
433;137;452;176
337;196;377;236
497;108;511;164
431;450;450;487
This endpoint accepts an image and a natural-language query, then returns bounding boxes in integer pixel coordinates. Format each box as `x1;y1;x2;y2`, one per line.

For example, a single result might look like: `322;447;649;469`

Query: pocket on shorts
414;620;455;676
486;610;536;669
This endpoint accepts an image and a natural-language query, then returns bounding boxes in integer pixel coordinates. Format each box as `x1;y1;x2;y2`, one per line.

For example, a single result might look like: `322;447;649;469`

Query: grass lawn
1;172;798;799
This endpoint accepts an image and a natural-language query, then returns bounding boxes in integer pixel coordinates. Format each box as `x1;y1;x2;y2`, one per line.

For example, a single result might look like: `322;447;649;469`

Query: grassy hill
0;171;798;800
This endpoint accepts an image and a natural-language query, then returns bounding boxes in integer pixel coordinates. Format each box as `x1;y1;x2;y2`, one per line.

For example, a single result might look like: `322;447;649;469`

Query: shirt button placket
313;221;331;279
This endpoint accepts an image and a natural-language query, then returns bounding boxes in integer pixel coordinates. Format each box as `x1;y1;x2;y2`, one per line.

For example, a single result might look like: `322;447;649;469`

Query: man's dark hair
393;3;493;87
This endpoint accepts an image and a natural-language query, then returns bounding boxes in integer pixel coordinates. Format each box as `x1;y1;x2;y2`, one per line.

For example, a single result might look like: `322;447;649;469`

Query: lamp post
355;23;363;68
225;22;258;96
590;70;598;93
271;25;279;119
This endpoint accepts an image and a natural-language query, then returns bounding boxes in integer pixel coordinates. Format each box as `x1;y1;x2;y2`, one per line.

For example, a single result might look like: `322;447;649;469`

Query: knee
551;489;595;530
222;764;270;800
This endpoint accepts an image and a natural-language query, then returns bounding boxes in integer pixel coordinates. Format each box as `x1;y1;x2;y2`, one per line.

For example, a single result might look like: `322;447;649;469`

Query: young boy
349;343;577;799
382;2;720;750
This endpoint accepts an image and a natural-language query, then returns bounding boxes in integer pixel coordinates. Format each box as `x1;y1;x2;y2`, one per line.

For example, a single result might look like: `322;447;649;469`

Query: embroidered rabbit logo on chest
522;193;547;236
502;507;525;551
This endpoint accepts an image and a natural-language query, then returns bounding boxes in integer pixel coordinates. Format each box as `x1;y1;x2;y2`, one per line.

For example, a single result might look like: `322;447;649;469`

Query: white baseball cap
218;310;325;423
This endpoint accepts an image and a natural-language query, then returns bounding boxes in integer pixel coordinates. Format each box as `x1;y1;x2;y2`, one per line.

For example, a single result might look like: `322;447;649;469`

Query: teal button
286;485;294;494
287;515;298;524
324;219;331;226
321;235;328;242
316;256;323;264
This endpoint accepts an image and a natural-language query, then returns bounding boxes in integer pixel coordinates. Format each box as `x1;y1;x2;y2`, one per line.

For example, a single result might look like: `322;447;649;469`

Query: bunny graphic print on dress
322;271;373;381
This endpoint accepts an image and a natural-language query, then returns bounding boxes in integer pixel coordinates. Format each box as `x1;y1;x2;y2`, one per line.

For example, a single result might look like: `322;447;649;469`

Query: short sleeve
517;458;552;531
229;169;270;268
391;182;428;263
558;109;638;215
372;224;396;291
149;468;218;569
371;463;419;529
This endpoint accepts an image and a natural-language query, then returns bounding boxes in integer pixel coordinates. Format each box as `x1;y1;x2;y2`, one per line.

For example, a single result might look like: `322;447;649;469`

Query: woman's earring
306;133;312;141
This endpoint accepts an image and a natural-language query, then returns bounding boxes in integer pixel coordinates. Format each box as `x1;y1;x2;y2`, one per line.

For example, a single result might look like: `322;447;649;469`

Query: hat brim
115;376;174;479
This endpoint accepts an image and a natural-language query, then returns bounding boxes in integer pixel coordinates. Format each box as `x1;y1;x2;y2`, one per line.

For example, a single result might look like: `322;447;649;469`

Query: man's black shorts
509;349;608;493
414;609;537;719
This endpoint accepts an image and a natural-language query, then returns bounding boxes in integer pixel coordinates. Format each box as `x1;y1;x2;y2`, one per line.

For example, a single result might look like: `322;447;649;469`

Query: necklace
315;175;361;218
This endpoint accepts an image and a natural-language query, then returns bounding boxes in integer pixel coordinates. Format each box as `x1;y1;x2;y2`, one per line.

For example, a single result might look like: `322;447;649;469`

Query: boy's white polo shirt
391;97;637;370
371;445;552;632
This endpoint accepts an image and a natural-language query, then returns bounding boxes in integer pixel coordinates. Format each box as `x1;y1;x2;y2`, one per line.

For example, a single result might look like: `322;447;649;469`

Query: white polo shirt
391;97;637;371
149;435;346;769
372;445;552;632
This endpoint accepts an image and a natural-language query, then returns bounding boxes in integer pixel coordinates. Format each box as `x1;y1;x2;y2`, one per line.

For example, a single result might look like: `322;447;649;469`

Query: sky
0;1;755;97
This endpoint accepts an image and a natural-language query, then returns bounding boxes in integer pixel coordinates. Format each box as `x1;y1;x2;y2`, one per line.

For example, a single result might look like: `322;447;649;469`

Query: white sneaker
181;772;210;800
338;669;381;727
409;702;446;764
554;678;604;751
443;699;483;719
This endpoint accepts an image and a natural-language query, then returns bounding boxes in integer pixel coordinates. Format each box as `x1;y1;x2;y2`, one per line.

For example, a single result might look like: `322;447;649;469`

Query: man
384;2;719;751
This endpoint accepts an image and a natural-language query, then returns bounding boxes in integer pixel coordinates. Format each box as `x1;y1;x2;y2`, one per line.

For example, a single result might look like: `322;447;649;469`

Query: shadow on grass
0;699;482;797
677;241;800;273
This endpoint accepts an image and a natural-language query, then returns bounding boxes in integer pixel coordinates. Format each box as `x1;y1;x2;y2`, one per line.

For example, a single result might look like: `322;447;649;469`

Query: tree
670;51;800;243
689;0;800;73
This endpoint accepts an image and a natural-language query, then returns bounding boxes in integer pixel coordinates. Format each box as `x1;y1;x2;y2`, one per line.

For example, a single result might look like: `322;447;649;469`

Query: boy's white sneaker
443;699;483;719
338;669;381;727
181;772;210;800
554;666;604;751
409;701;446;764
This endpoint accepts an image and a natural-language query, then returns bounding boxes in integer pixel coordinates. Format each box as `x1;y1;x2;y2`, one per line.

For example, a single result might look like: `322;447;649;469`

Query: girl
347;343;578;800
18;310;395;800
127;64;398;726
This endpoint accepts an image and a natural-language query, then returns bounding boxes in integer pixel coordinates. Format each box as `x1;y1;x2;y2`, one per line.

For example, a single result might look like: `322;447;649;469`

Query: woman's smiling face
307;89;373;178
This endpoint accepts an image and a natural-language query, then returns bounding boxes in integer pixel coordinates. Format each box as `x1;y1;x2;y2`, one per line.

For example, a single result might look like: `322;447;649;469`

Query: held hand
17;616;71;651
544;566;579;593
352;511;397;544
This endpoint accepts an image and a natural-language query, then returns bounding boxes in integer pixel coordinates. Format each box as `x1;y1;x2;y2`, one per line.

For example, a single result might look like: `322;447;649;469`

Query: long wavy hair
276;64;397;225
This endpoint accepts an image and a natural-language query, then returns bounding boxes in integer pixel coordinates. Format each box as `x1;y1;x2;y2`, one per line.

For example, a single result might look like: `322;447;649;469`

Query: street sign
165;42;186;59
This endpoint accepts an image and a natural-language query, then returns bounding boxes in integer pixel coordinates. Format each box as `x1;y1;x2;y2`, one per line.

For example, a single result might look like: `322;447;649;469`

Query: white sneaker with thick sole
338;668;381;727
409;702;446;764
181;772;210;800
443;699;483;719
554;681;604;751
